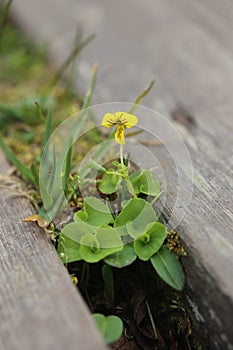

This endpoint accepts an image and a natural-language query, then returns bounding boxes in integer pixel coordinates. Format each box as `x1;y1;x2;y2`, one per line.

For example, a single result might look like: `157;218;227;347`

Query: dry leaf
23;214;50;228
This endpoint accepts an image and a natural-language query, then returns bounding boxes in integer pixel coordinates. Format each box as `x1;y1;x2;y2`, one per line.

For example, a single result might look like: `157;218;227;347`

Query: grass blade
46;34;95;92
0;0;12;31
62;138;73;195
0;0;13;54
129;80;155;114
0;138;34;183
41;107;53;152
82;64;98;110
30;163;40;189
35;101;46;122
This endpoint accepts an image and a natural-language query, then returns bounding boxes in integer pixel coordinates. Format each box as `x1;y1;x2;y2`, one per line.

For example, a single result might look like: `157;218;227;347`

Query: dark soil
67;259;197;350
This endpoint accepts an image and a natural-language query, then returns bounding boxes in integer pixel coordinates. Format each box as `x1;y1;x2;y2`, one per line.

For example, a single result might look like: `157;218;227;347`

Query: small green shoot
128;80;155;114
102;264;115;303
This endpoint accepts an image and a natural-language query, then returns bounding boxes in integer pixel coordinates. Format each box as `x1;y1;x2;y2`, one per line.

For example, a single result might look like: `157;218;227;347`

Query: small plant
57;111;185;292
92;313;123;344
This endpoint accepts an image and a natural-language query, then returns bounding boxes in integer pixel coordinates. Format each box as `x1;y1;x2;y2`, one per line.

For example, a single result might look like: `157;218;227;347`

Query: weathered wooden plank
0;152;106;350
4;0;233;348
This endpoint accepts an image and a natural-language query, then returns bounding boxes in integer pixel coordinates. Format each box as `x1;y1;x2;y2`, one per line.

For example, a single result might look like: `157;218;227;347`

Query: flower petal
117;112;138;128
115;124;125;144
102;113;118;128
102;111;138;129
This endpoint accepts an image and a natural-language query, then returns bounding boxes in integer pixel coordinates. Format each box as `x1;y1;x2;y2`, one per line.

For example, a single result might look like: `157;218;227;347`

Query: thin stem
106;198;116;219
121;179;126;203
105;171;123;177
151;190;164;206
120;143;124;166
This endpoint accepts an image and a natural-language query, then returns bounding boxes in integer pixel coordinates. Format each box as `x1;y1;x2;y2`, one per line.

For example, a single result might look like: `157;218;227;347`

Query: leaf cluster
58;161;185;291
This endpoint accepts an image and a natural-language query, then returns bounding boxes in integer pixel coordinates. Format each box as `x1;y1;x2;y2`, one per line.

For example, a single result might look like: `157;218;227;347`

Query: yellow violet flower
102;111;138;144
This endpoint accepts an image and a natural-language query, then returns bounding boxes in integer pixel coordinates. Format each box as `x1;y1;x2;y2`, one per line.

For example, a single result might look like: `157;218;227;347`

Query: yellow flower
102;111;138;144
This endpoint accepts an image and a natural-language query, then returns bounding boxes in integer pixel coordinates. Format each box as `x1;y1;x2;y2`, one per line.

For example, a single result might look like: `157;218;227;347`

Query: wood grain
0;153;106;350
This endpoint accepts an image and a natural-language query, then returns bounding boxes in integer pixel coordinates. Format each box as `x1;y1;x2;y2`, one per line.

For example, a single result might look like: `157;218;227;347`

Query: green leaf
98;172;120;194
57;233;82;263
62;139;73;195
0;137;35;183
41;106;53;152
74;197;113;226
82;63;98;110
61;221;94;242
86;159;106;173
128;171;139;181
39;178;54;212
114;198;157;237
131;170;160;196
104;244;137;268
92;314;123;344
150;246;185;291
134;222;167;261
74;211;87;222
79;226;123;263
30;163;39;189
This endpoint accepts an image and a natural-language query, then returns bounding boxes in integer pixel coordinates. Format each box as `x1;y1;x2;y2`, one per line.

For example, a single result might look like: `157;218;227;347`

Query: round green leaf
92;314;123;344
104;244;137;268
57;233;82;263
75;196;113;226
115;198;157;237
150;245;185;291
61;221;94;242
98;172;120;194
79;227;123;263
134;222;167;261
96;227;123;249
131;170;160;196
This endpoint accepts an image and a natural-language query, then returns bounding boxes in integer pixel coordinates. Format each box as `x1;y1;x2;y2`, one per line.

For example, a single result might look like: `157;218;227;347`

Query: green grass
0;7;97;172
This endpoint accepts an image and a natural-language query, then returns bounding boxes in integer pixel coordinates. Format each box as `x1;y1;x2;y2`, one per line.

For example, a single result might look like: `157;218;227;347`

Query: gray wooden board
3;0;233;348
0;152;106;350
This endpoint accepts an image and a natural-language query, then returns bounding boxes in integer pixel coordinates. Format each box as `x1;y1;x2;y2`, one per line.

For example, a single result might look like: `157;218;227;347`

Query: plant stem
151;190;164;206
120;143;124;166
106;198;116;219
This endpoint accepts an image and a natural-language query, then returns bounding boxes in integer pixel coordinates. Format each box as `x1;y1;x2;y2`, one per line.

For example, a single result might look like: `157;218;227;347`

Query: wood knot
171;106;196;131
